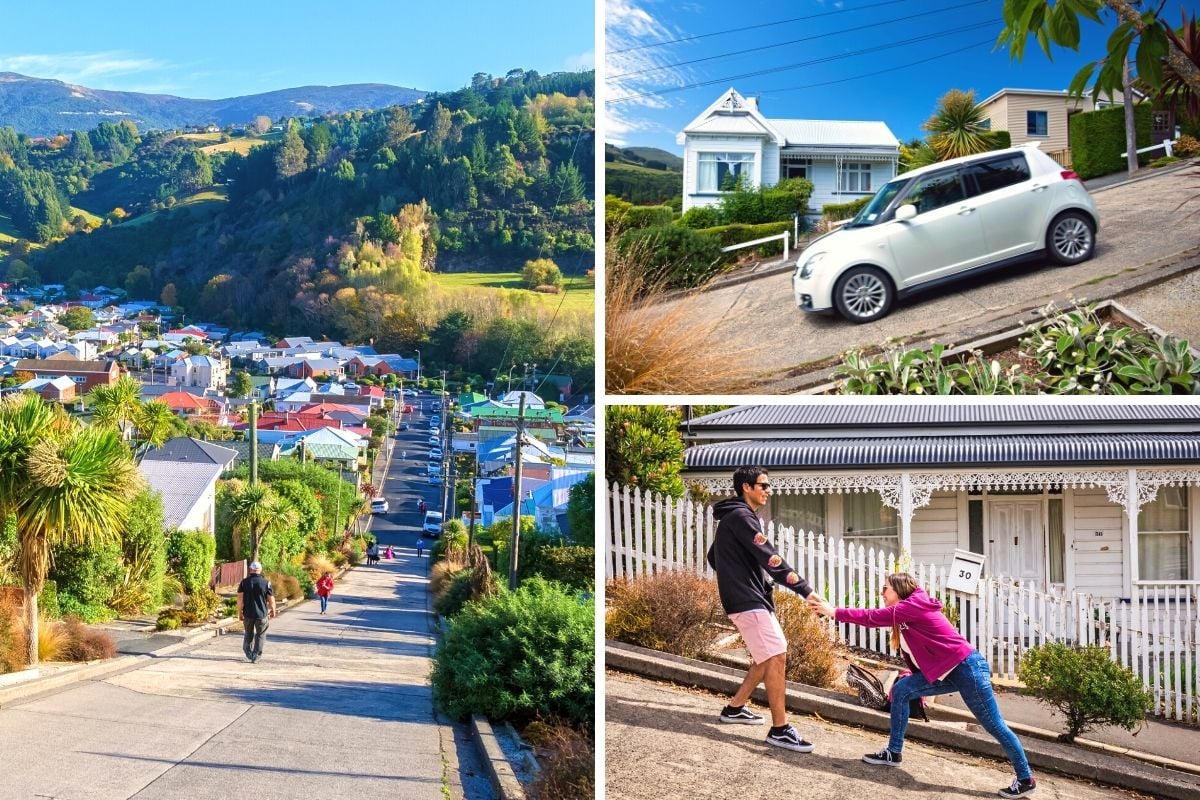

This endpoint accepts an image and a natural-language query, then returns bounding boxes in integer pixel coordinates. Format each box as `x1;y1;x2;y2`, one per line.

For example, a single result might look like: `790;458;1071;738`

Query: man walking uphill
707;465;817;753
237;561;276;663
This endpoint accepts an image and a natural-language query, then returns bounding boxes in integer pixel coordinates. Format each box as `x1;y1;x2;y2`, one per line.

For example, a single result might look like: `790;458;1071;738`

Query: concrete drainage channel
471;715;540;800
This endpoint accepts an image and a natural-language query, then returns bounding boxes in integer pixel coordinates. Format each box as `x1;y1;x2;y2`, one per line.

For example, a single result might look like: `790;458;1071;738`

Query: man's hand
807;593;835;618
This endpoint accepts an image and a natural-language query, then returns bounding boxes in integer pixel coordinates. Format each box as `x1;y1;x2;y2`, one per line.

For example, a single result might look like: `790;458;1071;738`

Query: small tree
1018;643;1152;742
604;405;686;497
522;258;563;289
58;306;95;331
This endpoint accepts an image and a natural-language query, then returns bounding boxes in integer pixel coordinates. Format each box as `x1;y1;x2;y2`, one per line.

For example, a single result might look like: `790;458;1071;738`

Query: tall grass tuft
605;572;723;659
37;615;70;663
605;241;753;394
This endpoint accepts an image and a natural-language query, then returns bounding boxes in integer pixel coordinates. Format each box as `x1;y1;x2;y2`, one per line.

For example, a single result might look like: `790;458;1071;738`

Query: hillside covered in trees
0;69;595;396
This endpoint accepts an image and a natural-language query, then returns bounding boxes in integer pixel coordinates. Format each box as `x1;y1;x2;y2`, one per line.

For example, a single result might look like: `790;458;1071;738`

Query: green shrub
1174;134;1200;158
718;176;812;224
697;221;791;256
155;611;182;631
1150;155;1181;168
679;205;720;229
1069;104;1152;179
821;196;871;221
49;539;124;609
433;569;477;617
432;577;594;727
38;580;61;619
167;530;216;595
183;587;221;621
523;258;564;289
57;595;116;623
1019;643;1152;742
982;129;1012;151
607;201;674;232
613;224;724;289
521;545;595;592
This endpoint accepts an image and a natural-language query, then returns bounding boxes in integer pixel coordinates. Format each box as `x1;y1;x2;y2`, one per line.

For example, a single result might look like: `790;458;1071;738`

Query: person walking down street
237;561;276;663
384;544;394;560
415;537;425;557
707;465;817;754
315;571;334;615
366;542;379;565
808;574;1037;798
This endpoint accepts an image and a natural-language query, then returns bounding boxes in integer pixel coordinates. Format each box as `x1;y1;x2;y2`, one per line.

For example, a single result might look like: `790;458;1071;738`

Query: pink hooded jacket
835;587;975;682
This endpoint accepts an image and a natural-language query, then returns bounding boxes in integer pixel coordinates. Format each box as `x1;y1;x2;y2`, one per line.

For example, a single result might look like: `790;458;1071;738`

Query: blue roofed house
493;467;592;534
139;437;237;534
678;88;900;221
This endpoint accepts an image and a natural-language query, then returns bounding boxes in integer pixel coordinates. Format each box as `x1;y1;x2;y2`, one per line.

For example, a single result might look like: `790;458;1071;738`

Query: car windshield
846;179;908;227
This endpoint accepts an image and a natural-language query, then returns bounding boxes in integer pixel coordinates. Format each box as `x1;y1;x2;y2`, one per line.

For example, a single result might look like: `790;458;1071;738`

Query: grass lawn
202;136;271;155
121;188;228;228
432;271;594;314
69;206;103;226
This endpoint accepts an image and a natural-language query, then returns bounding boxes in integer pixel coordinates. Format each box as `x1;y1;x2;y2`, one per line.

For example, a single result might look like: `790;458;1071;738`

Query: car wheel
833;266;894;323
1046;211;1095;265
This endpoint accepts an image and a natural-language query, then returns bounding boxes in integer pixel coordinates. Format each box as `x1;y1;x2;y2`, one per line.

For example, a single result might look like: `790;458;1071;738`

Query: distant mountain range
0;72;428;136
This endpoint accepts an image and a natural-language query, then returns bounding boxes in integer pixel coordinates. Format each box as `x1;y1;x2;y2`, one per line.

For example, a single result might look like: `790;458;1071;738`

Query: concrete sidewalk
608;641;1200;800
0;557;495;800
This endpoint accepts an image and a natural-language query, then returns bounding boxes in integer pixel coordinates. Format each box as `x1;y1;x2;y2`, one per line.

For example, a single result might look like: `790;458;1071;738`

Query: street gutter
607;640;1200;800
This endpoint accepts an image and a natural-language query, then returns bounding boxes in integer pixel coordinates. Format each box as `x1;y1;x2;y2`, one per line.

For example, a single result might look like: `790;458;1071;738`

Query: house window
1048;498;1065;584
781;157;812;180
839;162;872;193
769;493;825;535
1138;486;1189;581
978;118;992;130
1152;111;1171;134
697;152;755;192
843;491;899;558
1027;110;1048;137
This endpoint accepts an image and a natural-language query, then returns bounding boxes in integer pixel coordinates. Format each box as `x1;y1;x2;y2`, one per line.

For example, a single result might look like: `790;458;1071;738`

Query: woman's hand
806;593;835;618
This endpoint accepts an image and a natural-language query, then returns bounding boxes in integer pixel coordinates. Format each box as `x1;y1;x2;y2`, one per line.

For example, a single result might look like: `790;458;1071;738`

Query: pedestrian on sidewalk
237;561;276;663
706;465;817;754
366;542;379;565
808;574;1036;799
415;537;425;557
384;544;394;559
316;571;334;615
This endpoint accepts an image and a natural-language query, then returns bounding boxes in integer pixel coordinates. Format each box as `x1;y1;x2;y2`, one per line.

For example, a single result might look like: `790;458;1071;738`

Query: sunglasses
754;481;772;489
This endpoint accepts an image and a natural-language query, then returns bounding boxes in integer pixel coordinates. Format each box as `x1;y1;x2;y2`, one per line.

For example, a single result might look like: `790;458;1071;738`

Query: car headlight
798;251;826;279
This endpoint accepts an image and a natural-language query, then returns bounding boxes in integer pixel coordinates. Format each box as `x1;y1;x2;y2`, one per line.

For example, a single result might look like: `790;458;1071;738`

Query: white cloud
605;0;695;146
0;51;169;90
565;50;595;71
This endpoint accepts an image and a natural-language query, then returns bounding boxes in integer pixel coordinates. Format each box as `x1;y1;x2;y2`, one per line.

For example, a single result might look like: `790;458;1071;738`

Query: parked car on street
792;144;1099;323
370;498;389;514
423;511;443;536
429;447;443;461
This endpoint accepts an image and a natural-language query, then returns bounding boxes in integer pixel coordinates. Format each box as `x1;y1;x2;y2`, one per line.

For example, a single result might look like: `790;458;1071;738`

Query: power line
607;0;908;55
608;0;989;81
609;20;998;104
758;38;995;99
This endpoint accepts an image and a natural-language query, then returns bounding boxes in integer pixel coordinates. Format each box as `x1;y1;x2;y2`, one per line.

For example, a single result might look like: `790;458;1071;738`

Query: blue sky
0;1;595;99
606;0;1200;152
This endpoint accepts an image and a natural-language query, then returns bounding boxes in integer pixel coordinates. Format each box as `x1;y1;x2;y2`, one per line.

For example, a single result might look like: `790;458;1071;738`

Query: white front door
987;499;1045;587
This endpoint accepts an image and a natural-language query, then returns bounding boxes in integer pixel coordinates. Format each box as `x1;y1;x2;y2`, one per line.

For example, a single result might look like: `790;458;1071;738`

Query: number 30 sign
946;548;986;594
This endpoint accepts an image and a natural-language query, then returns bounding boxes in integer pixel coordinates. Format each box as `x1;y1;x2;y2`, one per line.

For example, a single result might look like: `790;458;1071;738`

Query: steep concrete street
607;672;1157;800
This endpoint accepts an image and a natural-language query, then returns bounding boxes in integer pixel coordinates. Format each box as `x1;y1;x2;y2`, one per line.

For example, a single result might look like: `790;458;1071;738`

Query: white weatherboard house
677;88;900;217
607;404;1200;724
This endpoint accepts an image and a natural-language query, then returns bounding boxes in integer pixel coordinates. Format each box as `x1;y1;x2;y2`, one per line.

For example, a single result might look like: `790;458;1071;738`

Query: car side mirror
894;204;917;221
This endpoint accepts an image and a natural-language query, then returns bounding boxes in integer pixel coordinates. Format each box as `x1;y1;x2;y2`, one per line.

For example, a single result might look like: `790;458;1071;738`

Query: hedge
821;196;871;221
1069;104;1152;179
167;530;216;595
612;223;725;289
605;196;674;233
697;220;792;255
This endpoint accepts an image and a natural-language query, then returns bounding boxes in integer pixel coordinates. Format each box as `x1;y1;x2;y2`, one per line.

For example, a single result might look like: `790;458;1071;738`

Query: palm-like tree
0;393;140;665
922;89;991;161
135;400;177;452
227;484;297;563
88;375;144;437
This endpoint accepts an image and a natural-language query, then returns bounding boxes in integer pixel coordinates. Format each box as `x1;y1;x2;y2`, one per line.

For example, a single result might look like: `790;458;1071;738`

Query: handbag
845;663;929;722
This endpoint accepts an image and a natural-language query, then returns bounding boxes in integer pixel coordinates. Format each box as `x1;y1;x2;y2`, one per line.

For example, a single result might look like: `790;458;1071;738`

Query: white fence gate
606;483;1200;725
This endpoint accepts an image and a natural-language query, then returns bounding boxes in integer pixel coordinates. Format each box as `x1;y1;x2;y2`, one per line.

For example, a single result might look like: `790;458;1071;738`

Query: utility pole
1123;59;1138;175
508;394;526;590
249;399;259;487
468;448;479;549
439;370;450;524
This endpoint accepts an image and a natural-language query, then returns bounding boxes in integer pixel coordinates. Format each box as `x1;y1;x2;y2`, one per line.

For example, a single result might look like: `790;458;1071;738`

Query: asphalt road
606;672;1153;800
655;165;1200;392
371;391;451;552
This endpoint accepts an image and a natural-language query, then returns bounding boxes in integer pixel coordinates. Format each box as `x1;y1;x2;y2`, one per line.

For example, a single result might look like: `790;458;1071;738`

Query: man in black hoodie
707;465;816;753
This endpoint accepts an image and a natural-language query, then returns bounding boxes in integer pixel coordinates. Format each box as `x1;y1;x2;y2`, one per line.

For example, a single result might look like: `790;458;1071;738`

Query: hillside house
14;355;119;393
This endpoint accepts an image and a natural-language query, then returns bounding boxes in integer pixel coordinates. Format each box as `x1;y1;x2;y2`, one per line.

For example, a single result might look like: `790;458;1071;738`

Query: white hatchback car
793;144;1099;323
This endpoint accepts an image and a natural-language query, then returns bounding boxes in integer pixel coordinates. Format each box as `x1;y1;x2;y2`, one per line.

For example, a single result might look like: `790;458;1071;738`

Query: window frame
696;151;756;193
1137;485;1191;581
839;161;873;193
1026;110;1049;137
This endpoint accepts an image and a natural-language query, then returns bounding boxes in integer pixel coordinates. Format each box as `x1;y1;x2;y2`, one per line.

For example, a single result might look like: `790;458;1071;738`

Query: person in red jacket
808;573;1036;799
315;571;334;615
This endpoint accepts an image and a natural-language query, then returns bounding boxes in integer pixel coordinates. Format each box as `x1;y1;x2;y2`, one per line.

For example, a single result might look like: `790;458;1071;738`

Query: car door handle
957;206;975;215
1030;183;1046;192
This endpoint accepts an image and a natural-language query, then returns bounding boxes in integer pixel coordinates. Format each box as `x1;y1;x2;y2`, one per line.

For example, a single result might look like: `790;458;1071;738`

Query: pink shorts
728;609;788;663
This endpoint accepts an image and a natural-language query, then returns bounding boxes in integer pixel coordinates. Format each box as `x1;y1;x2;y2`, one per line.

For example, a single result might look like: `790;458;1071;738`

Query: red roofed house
159;391;221;417
14;354;120;394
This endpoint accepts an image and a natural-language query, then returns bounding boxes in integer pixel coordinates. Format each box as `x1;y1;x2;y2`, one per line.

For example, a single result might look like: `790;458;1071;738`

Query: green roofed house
471;405;564;444
458;392;489;408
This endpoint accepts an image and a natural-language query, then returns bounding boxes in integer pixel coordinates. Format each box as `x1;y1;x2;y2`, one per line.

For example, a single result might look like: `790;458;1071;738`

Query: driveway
607;672;1153;800
653;164;1200;392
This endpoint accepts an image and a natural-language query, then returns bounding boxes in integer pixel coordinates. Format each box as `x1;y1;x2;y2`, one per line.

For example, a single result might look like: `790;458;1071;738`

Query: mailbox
946;548;986;595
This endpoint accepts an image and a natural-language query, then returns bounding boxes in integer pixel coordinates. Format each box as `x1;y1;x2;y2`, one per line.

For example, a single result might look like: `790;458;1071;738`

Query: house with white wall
677;88;899;218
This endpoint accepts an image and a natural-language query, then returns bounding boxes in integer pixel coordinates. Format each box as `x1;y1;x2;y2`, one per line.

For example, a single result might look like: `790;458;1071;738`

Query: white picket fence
606;483;1200;725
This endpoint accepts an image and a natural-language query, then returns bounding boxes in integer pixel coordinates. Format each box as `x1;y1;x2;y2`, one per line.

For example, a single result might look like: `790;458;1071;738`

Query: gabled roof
159;391;218;411
14;357;114;373
141;436;237;468
138;460;225;529
679;88;782;142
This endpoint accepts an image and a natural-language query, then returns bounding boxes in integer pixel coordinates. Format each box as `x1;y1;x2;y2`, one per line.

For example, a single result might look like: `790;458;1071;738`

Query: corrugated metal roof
684;434;1200;469
773;120;899;148
689;405;1200;428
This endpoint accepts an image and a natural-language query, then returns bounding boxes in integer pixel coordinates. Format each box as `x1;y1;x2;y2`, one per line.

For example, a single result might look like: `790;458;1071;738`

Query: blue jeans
319;595;328;613
888;651;1031;781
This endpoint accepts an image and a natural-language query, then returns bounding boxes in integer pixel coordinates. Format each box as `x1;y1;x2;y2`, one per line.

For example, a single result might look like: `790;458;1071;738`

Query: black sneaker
765;725;814;753
998;778;1036;798
862;748;903;766
719;705;764;725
